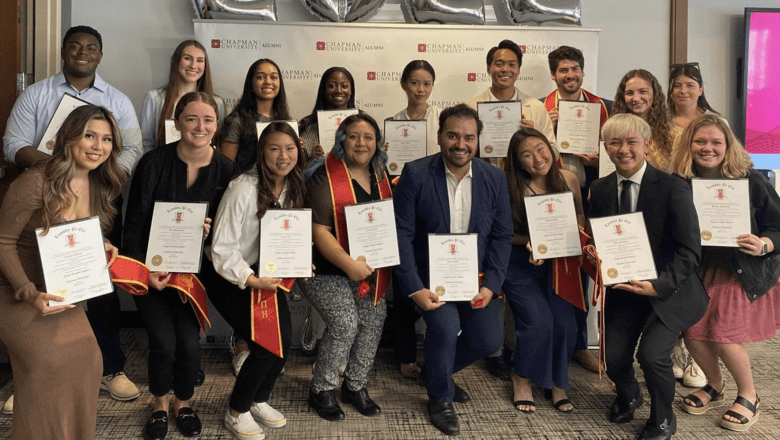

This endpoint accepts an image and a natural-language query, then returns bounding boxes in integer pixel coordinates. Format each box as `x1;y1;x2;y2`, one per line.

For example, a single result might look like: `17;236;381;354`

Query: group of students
0;26;778;440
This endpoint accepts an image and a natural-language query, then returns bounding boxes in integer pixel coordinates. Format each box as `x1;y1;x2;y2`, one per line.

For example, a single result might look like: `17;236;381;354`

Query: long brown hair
612;69;672;160
672;114;752;179
41;105;126;234
505;127;568;234
255;122;306;220
155;40;215;147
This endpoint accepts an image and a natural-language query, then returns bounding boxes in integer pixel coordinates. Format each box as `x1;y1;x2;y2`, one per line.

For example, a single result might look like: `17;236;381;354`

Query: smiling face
623;76;653;120
263;131;299;182
691;124;727;177
605;130;648;178
61;32;103;80
402;69;434;107
72;119;113;173
551;59;584;96
439;116;478;173
517;136;554;178
343;120;377;169
325;71;352;110
178;45;206;85
252;62;280;102
175;100;217;150
488;49;520;92
671;74;703;111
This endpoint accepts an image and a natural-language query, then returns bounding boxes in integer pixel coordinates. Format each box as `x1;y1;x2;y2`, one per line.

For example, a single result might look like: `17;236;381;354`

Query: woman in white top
387;60;441;159
140;40;225;153
209;122;306;440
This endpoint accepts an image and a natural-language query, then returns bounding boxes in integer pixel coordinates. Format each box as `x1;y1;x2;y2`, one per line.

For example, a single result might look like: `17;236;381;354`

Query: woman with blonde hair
0;105;125;439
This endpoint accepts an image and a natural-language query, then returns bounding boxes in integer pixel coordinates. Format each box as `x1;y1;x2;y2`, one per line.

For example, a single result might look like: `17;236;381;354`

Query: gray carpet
1;328;778;439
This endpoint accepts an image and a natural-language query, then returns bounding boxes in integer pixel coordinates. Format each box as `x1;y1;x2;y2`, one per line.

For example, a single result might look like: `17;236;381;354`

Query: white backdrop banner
194;20;600;121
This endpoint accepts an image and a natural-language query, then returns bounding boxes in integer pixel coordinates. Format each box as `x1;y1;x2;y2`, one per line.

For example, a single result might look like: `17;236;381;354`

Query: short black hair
486;40;523;69
63;25;103;52
548;46;584;74
438;103;483;135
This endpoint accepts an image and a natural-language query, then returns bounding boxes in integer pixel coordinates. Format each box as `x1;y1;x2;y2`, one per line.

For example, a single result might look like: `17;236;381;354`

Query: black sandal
513;400;535;414
719;395;760;432
552;398;573;413
681;383;725;415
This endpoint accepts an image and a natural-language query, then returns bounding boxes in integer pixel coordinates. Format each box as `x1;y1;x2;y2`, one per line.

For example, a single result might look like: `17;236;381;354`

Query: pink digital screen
745;11;780;154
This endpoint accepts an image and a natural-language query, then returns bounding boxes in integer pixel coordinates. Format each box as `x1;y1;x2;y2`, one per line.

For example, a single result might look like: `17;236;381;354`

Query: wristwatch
760;241;768;256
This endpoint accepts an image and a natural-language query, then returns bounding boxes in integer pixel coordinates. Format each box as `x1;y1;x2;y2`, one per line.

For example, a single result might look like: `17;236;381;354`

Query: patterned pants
302;275;386;392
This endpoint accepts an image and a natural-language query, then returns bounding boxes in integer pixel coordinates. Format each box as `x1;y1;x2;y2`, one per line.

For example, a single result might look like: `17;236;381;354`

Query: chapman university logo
366;71;402;82
210;39;260;50
316;41;362;52
519;44;558;55
417;43;463;54
282;70;312;81
467;72;491;83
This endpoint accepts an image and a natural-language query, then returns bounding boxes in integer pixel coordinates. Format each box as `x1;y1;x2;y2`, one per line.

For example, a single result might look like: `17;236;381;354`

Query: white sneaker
670;344;686;380
683;358;707;388
250;402;287;428
224;410;265;440
233;350;250;377
100;372;140;401
2;395;12;415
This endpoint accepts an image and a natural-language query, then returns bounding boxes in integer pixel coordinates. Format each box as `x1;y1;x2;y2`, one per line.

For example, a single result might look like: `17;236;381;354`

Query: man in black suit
589;114;708;440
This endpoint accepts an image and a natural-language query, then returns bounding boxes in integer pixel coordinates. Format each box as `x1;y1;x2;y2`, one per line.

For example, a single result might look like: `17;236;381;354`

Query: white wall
69;0;670;119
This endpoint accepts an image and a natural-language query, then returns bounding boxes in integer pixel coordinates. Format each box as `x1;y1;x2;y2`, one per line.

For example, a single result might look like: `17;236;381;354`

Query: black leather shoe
144;410;168;440
340;383;381;416
427;400;459;436
195;368;205;387
609;393;644;423
175;407;202;437
309;389;345;421
453;383;471;403
638;415;676;440
484;356;512;381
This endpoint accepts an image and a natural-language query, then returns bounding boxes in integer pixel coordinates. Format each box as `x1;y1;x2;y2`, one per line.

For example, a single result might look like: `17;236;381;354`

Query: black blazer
589;163;709;332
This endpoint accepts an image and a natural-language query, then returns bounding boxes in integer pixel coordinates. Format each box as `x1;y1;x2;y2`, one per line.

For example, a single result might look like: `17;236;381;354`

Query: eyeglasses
670;62;700;71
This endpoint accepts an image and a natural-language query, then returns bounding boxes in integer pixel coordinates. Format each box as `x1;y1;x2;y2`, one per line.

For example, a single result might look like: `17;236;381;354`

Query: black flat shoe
309;389;345;421
484;356;512;381
639;415;676;440
144;410;168;440
175;407;202;437
427;400;459;436
453;383;471;403
609;393;643;424
341;383;381;416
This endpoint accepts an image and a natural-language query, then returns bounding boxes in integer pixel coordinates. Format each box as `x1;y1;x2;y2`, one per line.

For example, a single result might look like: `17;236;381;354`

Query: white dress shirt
616;161;647;213
444;158;473;233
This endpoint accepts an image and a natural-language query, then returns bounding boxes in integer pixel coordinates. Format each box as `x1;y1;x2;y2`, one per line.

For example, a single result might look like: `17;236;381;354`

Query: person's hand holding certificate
428;234;479;301
146;202;209;273
258;209;312;278
345;199;400;269
691;178;750;247
36;216;114;305
590;212;657;285
384;120;426;175
524;192;582;259
477;101;523;158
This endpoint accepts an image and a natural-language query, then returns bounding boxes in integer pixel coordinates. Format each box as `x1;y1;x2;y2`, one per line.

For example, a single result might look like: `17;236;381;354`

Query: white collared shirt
444;158;473;233
616;161;647;213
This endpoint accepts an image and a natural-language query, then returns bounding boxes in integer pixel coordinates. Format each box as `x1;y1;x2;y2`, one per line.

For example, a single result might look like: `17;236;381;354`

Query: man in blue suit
394;104;513;435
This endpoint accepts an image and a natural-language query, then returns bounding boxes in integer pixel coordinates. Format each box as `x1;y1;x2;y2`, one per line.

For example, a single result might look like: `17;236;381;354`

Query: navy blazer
393;154;513;297
589;163;709;332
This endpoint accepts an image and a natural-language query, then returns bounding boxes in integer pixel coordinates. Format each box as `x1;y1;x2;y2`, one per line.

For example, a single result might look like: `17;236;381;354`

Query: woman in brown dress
0;105;126;439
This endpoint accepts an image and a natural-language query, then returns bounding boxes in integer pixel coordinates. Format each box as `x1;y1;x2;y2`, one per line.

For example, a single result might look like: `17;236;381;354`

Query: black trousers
604;289;679;426
206;265;291;413
391;283;420;365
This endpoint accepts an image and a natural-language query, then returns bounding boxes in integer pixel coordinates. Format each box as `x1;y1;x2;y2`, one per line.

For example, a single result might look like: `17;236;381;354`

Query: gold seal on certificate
152;255;163;266
258;209;313;278
56;287;69;298
691;178;750;247
701;230;712;241
265;261;277;273
146;202;208;273
435;286;445;296
560;141;570;149
607;268;618;279
524;192;582;260
537;244;548;254
484;145;493;154
356;255;367;263
389;163;398;172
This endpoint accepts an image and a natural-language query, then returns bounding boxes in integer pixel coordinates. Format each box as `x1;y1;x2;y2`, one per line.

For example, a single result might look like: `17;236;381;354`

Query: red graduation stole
578;235;606;377
544;89;610;169
250;278;296;358
325;151;392;305
109;255;210;333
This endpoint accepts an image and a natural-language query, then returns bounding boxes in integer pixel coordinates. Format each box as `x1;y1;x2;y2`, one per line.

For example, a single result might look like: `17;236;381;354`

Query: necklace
71;179;88;197
527;181;545;194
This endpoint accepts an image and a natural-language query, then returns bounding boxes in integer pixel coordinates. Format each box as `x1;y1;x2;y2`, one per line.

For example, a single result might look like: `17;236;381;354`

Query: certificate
691;178;750;247
556;100;601;155
256;120;299;139
146;202;208;273
36;216;113;305
258;209;312;278
384;120;427;175
428;234;479;301
317;109;359;153
524;192;582;259
37;94;90;154
477;101;523;158
598;140;616;178
344;199;400;269
164;120;181;144
590;212;657;285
